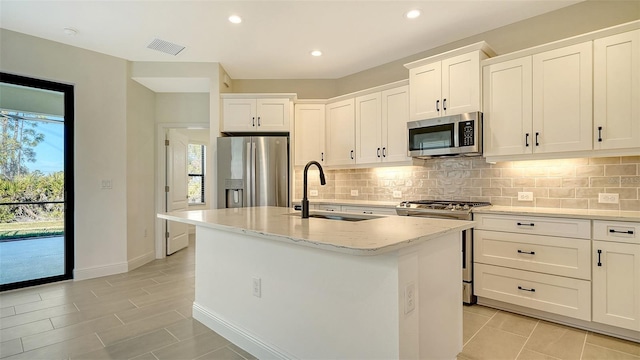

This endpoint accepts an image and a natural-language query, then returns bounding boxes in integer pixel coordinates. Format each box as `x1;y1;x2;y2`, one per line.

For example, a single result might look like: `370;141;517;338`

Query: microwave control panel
459;121;475;146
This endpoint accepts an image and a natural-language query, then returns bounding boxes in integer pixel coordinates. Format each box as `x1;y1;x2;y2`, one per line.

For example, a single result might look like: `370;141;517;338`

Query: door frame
0;72;74;291
155;123;208;259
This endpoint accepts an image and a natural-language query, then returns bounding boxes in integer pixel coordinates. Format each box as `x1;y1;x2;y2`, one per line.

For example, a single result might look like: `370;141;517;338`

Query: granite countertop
474;205;640;222
158;206;473;256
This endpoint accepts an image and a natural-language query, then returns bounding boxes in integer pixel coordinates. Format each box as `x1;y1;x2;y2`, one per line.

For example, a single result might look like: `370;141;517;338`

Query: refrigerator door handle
250;140;257;207
246;141;253;207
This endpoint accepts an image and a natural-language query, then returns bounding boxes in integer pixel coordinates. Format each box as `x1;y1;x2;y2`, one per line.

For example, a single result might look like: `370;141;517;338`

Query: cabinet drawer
474;230;591;279
343;206;397;216
315;205;342;212
474;263;591;321
593;220;640;245
474;213;590;239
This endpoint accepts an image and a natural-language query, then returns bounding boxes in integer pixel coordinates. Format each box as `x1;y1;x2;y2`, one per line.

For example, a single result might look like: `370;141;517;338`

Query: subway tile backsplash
294;156;640;211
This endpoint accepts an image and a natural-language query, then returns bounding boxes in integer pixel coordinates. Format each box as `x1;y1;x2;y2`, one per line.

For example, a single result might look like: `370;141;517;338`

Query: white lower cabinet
592;220;640;331
474;213;592;321
475;213;640;337
474;263;591;321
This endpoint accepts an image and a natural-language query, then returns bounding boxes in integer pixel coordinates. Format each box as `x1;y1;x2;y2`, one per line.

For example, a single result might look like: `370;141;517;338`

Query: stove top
396;200;491;219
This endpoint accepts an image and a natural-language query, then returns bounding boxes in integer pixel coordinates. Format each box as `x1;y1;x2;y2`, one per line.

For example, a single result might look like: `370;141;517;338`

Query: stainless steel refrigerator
217;136;289;209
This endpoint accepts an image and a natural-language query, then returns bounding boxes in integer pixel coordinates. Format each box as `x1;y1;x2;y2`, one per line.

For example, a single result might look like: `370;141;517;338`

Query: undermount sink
287;212;381;222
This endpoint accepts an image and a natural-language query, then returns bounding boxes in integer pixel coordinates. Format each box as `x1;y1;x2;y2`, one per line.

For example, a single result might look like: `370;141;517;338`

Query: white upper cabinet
408;61;442;120
381;86;411;163
483;57;533;157
294;103;325;166
406;43;493;121
532;42;593;154
483;42;593;158
354;85;411;165
325;98;356;166
355;93;382;164
221;95;292;133
594;29;640;151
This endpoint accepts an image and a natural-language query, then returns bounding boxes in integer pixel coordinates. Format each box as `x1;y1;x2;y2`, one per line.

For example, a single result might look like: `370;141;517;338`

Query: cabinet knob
377;148;381;158
257;116;261;127
382;147;386;157
535;132;540;146
443;98;447;111
436;100;440;112
252;117;255;127
597;249;602;267
350;150;354;160
525;133;530;147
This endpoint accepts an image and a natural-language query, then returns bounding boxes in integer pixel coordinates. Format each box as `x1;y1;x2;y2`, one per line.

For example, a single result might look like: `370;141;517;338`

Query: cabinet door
223;98;257;132
592;240;640;331
532;42;592;153
294;104;325;166
442;51;481;116
381;85;411;163
594;30;640;150
325;99;356;166
483;57;533;157
256;98;290;132
355;93;382;165
409;62;441;120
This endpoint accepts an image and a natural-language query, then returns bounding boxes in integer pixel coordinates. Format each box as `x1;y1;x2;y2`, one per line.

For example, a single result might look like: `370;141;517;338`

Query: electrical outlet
252;277;261;298
393;191;402;198
517;192;533;202
350;190;359;196
101;179;112;189
404;282;416;314
310;189;318;197
598;193;619;204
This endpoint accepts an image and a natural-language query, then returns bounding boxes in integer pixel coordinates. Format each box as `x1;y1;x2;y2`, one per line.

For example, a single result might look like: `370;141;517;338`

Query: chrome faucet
302;160;326;218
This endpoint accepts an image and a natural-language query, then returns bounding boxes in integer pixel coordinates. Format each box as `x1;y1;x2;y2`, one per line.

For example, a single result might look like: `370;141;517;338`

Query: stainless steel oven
396;200;490;305
407;112;482;158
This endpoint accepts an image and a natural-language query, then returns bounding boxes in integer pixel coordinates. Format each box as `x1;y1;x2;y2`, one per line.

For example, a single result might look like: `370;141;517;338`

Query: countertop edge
473;206;640;222
158;211;473;256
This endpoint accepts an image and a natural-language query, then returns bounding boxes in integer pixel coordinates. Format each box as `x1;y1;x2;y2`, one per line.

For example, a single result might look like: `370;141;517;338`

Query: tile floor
0;236;638;360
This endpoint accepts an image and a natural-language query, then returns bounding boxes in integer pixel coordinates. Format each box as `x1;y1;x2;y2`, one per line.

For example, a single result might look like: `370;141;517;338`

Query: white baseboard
73;261;128;281
127;251;156;271
192;302;296;360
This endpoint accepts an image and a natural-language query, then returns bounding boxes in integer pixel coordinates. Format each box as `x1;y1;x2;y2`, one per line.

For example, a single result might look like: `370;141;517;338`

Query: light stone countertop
474;205;640;222
158;206;473;256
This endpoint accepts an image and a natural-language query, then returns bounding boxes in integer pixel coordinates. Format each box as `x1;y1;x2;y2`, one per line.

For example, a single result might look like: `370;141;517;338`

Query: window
187;144;205;204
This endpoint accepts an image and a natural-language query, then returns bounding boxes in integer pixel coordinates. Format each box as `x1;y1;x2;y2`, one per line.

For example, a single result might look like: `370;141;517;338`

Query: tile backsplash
294;156;640;211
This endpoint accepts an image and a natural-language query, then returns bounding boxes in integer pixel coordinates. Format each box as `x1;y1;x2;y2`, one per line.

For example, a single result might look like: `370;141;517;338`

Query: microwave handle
453;121;459;148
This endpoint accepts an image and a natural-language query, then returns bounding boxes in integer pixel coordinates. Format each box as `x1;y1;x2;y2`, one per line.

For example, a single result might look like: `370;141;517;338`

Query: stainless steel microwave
407;112;482;158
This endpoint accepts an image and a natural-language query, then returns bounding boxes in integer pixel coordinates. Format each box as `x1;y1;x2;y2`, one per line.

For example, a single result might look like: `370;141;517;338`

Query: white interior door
166;129;189;255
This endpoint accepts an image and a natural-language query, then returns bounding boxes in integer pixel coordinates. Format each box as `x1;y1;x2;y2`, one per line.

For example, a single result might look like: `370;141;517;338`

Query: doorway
156;125;209;258
0;73;74;291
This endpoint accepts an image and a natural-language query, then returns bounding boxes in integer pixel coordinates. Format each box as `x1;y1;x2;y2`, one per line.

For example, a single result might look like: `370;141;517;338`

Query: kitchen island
158;206;473;359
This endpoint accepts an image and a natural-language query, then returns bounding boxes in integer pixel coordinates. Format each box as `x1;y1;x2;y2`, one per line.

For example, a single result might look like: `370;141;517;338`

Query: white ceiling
0;1;581;80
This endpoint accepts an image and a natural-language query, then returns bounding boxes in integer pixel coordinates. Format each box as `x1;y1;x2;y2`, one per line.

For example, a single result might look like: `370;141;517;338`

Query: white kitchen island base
191;225;462;359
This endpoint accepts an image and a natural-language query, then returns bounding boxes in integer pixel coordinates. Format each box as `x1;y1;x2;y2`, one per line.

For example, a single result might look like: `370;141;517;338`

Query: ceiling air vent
147;38;185;56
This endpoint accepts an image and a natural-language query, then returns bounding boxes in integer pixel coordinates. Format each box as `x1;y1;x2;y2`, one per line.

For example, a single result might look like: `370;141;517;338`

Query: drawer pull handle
517;250;535;255
518;286;535;292
517;222;535;227
362;211;373;214
597;249;602;267
609;229;634;235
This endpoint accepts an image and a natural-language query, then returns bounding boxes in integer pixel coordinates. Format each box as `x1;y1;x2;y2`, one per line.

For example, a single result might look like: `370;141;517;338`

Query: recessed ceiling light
228;15;242;24
310;50;322;57
63;27;78;36
405;9;421;19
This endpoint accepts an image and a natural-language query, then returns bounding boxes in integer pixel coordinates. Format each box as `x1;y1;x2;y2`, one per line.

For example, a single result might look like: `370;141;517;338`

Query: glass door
0;73;74;291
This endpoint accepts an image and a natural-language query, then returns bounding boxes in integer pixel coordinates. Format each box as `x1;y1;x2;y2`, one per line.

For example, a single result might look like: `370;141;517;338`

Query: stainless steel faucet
302;161;326;218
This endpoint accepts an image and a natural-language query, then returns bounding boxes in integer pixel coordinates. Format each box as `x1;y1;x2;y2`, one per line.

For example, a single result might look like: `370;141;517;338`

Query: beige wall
155;93;210;125
1;29;130;279
230;1;640;98
126;69;156;268
295;156;640;211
